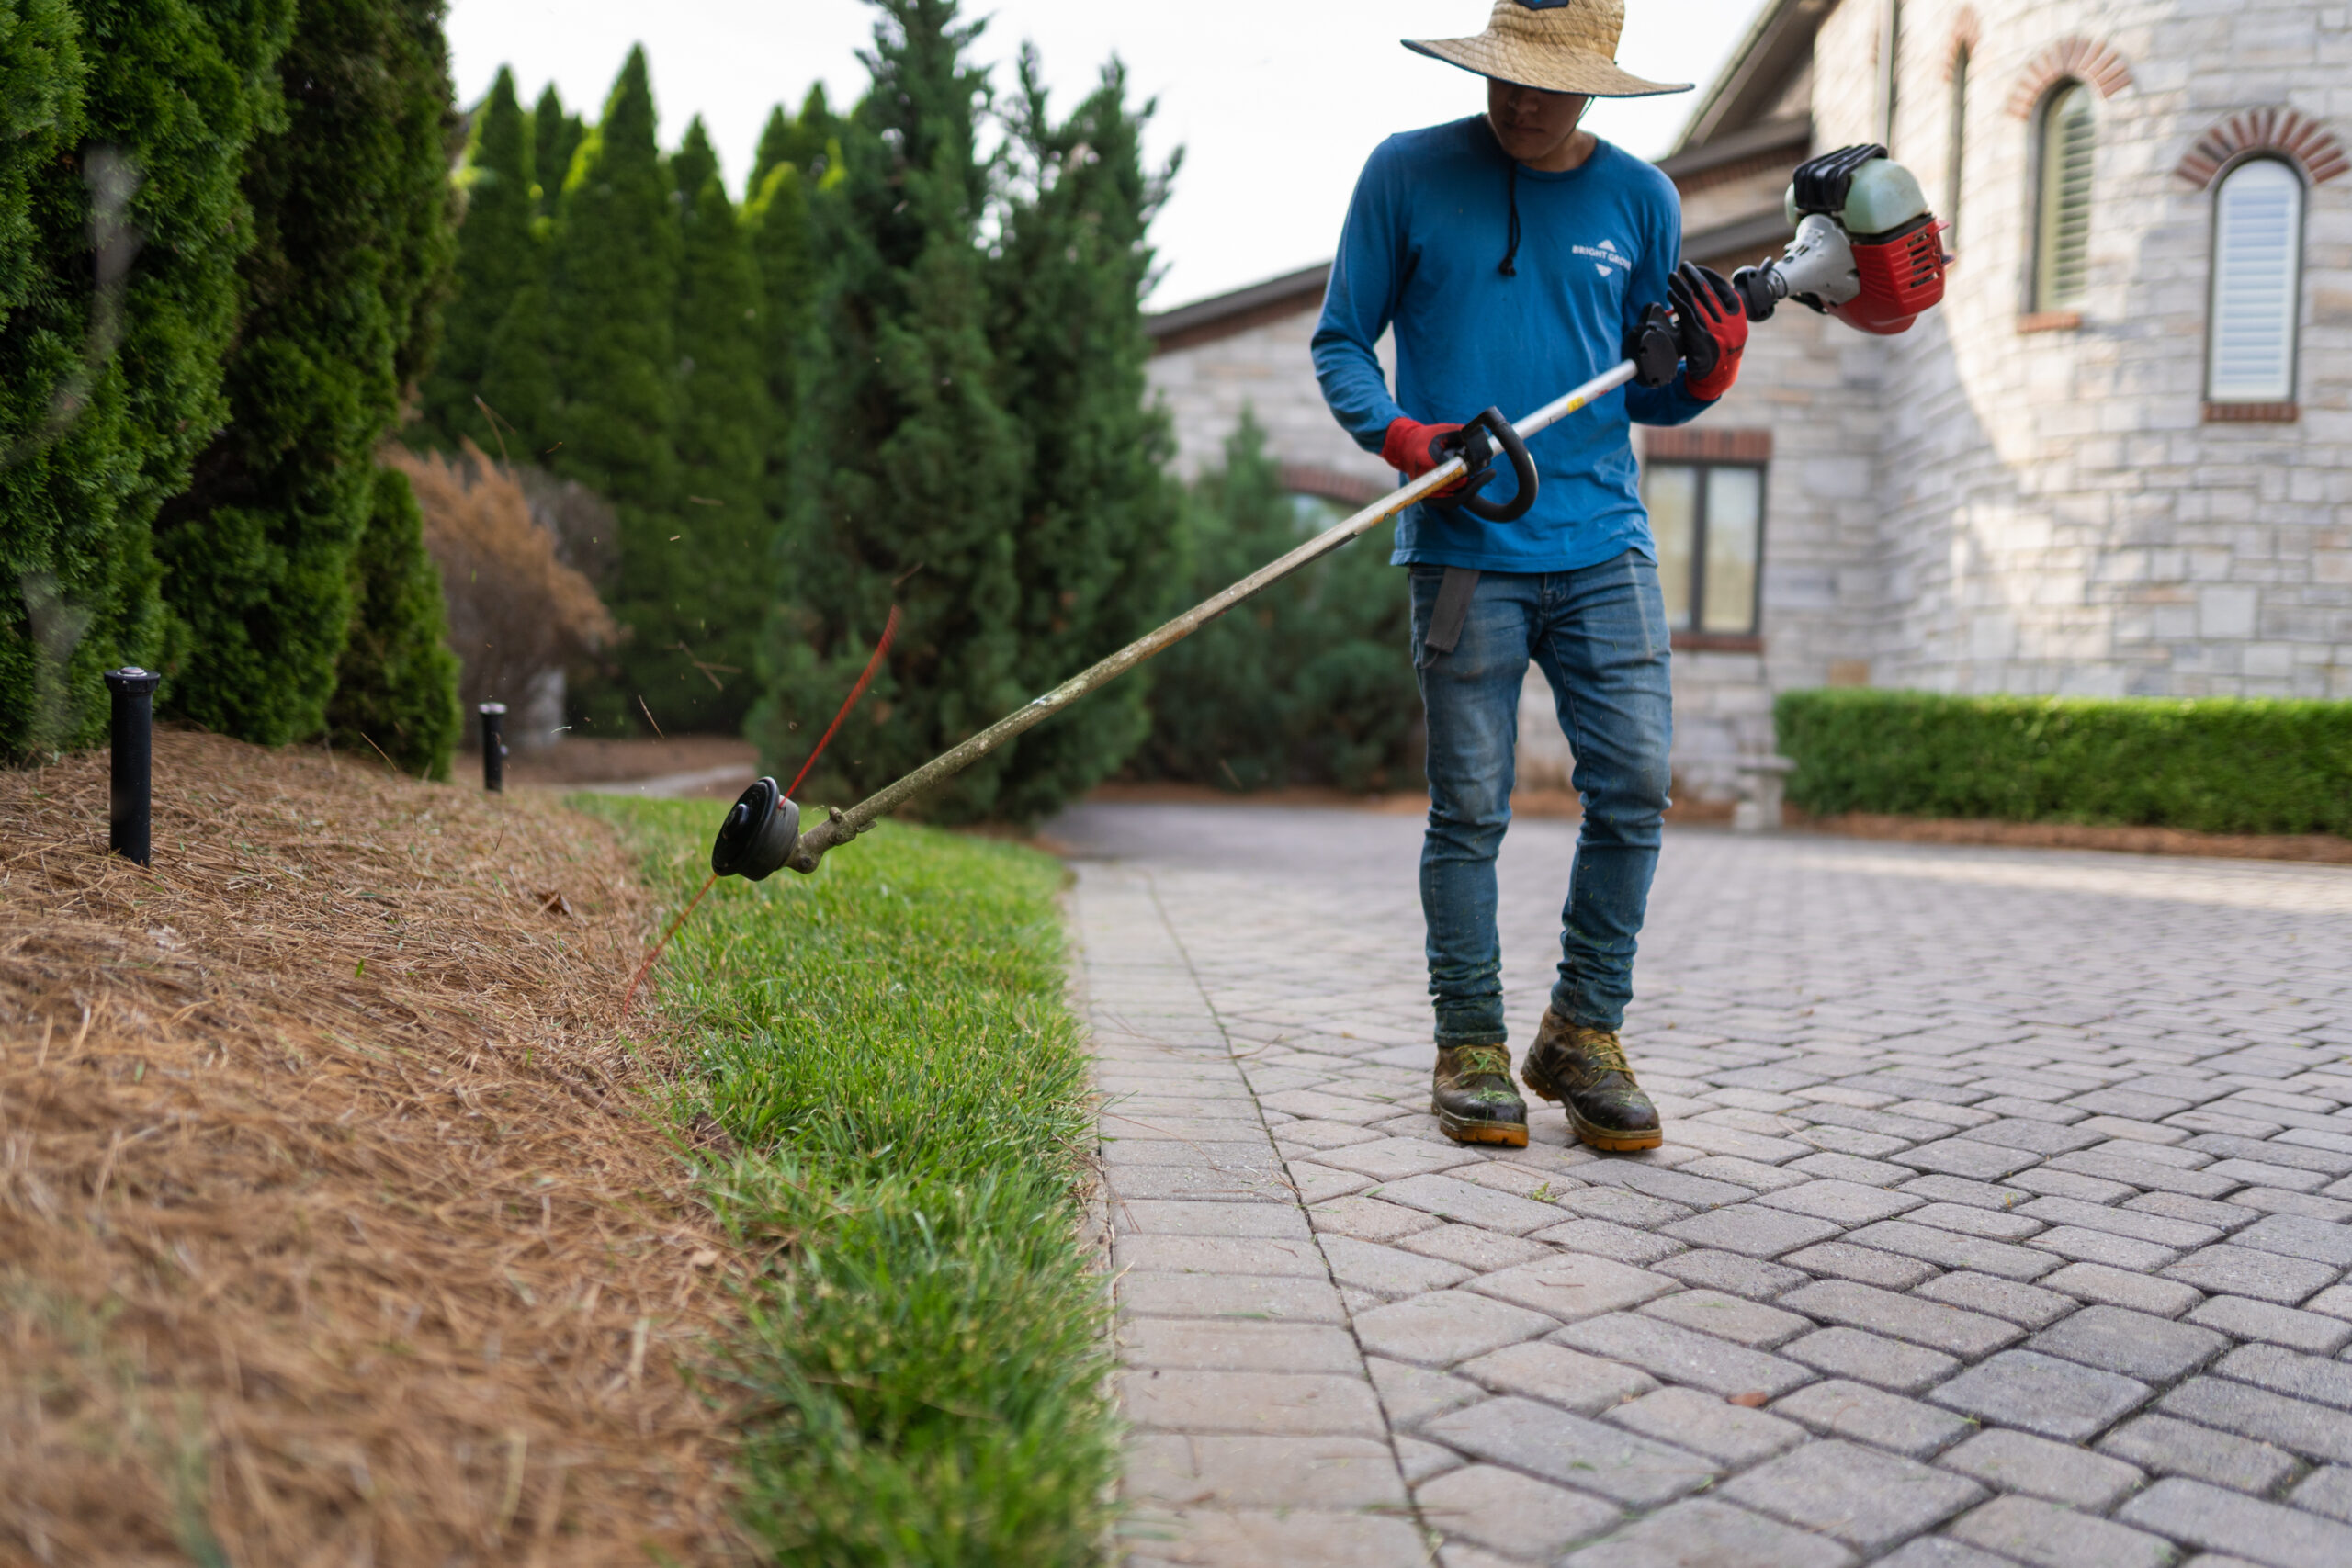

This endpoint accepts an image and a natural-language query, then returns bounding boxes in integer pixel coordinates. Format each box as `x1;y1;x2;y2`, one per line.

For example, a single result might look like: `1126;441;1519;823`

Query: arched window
2206;157;2302;404
2033;83;2097;310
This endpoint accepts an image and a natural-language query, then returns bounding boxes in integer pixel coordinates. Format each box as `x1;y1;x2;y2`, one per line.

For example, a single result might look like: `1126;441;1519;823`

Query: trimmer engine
1732;143;1947;336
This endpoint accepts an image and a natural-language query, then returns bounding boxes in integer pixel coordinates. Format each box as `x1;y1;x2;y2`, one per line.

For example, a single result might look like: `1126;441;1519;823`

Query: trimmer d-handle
1435;406;1540;524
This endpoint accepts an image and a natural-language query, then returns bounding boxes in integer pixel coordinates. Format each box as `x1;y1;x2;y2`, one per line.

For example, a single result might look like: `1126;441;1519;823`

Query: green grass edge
580;798;1119;1565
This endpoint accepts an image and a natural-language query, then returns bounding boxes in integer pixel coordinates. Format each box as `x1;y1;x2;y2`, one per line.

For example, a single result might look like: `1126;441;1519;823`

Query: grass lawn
588;801;1115;1565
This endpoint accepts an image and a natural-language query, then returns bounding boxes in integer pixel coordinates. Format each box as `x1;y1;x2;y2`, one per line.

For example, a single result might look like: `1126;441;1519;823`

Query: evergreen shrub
757;0;1023;817
328;465;459;775
743;127;816;612
155;0;457;748
756;0;1180;822
1132;412;1419;792
413;64;539;454
542;45;685;735
986;50;1182;819
417;51;820;742
1;0;296;756
750;85;838;192
1775;688;2352;837
659;117;769;732
530;84;583;209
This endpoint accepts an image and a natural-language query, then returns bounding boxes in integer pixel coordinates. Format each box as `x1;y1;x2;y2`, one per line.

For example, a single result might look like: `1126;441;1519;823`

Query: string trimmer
705;145;1945;886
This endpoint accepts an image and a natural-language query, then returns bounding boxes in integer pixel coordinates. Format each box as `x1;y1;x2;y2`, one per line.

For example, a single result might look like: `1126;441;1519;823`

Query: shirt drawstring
1499;157;1521;277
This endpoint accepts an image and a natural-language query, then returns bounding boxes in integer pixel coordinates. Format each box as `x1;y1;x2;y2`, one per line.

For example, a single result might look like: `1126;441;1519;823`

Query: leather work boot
1431;1045;1529;1147
1520;1009;1663;1152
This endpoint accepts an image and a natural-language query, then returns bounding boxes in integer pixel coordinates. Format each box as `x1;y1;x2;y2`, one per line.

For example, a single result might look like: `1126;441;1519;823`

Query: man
1313;0;1748;1151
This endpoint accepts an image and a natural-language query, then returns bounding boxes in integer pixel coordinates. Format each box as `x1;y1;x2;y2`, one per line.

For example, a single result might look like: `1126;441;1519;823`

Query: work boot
1520;1009;1663;1152
1431;1045;1529;1148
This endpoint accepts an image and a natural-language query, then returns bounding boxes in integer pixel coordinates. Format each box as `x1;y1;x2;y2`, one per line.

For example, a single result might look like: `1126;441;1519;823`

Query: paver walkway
1056;802;2352;1568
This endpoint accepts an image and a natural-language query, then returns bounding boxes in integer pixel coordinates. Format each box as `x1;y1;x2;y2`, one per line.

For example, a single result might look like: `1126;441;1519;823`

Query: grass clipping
0;733;741;1564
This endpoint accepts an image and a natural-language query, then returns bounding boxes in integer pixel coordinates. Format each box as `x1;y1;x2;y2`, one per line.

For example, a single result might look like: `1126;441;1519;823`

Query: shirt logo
1572;237;1628;277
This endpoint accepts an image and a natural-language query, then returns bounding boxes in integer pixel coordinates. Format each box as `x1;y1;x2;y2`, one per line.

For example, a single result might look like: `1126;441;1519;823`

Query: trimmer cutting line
704;145;1947;890
620;608;900;1016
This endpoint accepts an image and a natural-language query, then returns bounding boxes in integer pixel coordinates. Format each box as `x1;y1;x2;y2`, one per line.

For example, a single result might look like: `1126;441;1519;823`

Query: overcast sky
445;1;1767;307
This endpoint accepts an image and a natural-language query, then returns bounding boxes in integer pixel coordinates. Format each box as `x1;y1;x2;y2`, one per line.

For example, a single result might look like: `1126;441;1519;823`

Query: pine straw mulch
0;730;750;1567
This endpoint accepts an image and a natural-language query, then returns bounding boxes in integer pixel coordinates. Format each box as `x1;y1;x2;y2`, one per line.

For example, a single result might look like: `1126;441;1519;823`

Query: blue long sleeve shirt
1313;118;1711;572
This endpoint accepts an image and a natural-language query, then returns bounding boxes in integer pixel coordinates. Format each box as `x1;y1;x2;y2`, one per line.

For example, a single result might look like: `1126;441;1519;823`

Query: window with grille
2034;83;2096;310
2206;157;2302;404
1642;460;1764;637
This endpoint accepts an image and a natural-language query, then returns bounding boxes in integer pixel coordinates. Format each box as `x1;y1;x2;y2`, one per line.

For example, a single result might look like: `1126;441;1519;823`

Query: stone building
1142;0;2350;801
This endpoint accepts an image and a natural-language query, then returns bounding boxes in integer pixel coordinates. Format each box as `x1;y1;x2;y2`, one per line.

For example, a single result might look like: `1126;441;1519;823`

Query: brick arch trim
2006;36;2132;118
2176;108;2348;188
1945;6;1981;82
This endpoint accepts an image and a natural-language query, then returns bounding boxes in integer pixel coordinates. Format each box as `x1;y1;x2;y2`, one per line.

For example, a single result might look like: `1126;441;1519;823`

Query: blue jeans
1409;550;1673;1044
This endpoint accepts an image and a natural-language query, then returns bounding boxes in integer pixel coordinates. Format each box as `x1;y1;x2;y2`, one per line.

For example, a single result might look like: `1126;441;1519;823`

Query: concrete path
557;761;756;800
1057;801;2352;1568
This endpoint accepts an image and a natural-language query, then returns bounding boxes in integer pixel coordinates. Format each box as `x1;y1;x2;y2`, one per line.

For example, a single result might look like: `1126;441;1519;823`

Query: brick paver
1063;803;2352;1565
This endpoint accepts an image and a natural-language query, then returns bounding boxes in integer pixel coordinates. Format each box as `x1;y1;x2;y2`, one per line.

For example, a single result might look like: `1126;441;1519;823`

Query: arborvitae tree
472;241;559;465
544;45;682;731
744;89;824;584
749;105;793;196
1;0;81;339
1290;523;1420;790
0;0;88;756
745;160;811;548
753;0;1028;818
531;82;582;213
1135;412;1419;792
1135;412;1292;786
154;0;458;748
413;64;533;452
749;84;838;196
985;51;1181;818
328;466;459;773
505;81;580;462
338;0;466;776
662;117;771;730
668;111;717;209
0;0;295;757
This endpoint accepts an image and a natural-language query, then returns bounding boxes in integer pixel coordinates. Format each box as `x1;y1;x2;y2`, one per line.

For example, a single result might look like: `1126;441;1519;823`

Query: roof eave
1145;262;1329;344
1673;0;1830;155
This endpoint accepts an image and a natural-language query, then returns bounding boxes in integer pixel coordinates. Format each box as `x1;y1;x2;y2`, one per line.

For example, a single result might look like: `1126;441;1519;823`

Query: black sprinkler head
711;777;800;881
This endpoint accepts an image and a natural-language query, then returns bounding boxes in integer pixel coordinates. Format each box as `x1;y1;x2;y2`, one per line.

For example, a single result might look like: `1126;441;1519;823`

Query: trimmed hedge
1775;689;2352;839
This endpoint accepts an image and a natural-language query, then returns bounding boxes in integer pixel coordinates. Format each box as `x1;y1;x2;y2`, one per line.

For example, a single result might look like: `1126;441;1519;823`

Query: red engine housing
1831;217;1947;335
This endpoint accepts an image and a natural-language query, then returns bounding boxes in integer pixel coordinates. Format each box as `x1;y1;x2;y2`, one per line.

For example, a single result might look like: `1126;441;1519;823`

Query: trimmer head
711;777;800;880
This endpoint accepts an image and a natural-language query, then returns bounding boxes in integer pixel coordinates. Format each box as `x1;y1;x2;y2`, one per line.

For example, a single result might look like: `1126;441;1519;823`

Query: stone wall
1855;0;2352;699
1145;303;1397;489
1655;0;2350;796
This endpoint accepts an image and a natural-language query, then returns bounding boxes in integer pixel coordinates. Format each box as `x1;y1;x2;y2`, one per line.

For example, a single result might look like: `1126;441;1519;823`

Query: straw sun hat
1406;0;1690;98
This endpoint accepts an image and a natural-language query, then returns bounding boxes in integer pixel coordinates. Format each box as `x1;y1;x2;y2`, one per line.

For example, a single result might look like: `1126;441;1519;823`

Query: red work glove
1382;417;1472;497
1670;262;1747;400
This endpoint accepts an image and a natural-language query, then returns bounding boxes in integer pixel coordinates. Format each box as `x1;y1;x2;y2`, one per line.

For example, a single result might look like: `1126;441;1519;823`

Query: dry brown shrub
0;731;748;1565
386;441;619;718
